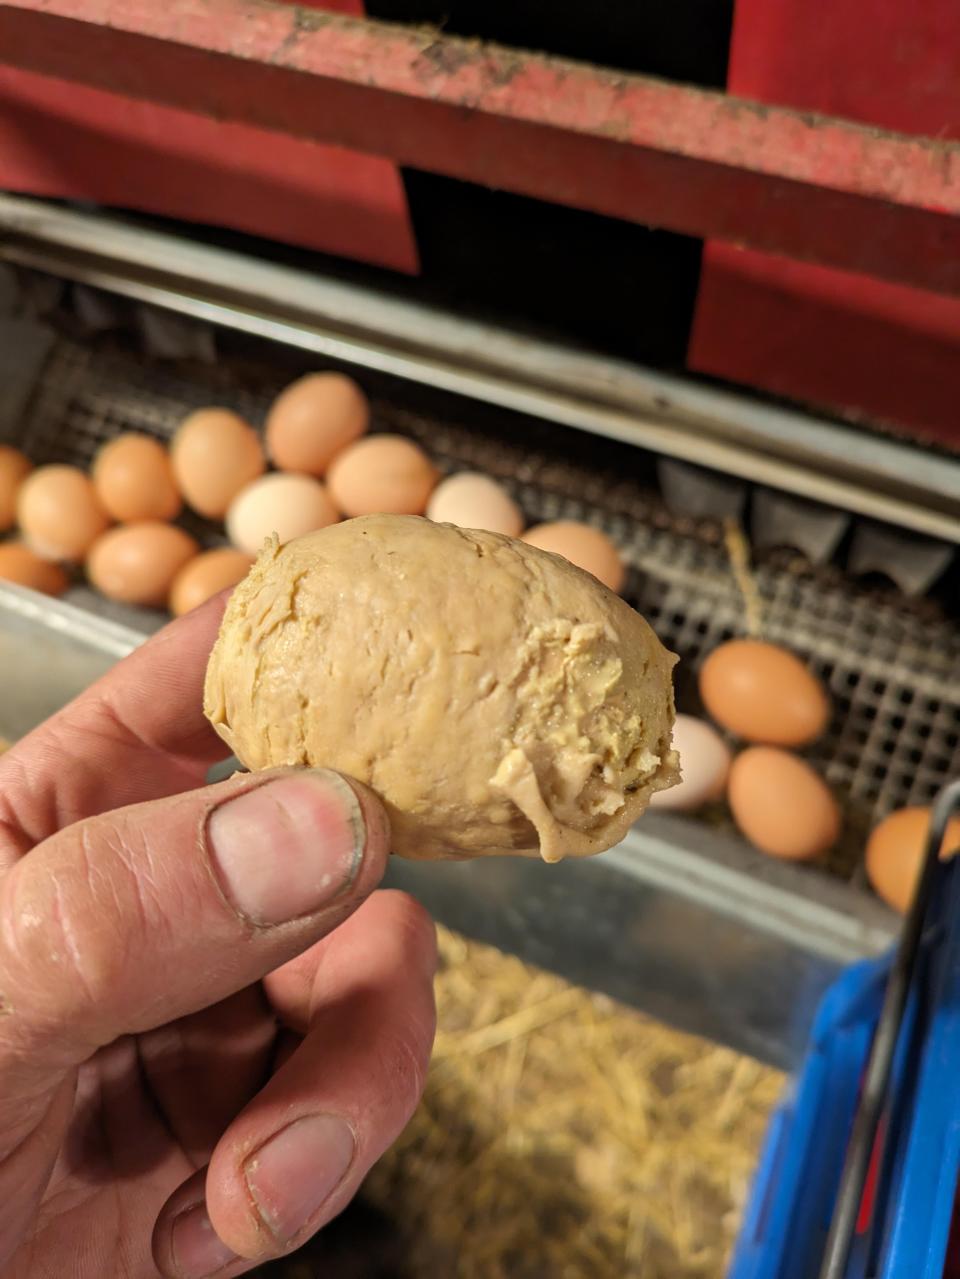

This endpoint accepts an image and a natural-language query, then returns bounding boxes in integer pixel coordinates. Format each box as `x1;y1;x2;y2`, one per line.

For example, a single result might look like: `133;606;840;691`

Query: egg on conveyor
87;522;199;607
522;521;626;594
865;806;960;914
0;542;68;596
727;746;840;860
17;464;111;561
226;473;340;554
699;639;830;747
0;445;33;532
93;433;181;522
426;472;525;538
266;372;370;476
169;547;255;616
648;714;731;812
171;408;265;519
327;435;439;517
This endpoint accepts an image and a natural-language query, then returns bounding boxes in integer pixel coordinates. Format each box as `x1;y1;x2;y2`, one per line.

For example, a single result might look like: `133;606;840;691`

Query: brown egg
699;639;829;747
171;408;265;518
327;435;439;517
169;547;255;616
17;465;110;561
266;373;370;476
522;521;625;593
0;446;33;531
866;806;960;914
93;433;181;522
427;472;525;537
0;542;68;595
727;747;840;860
226;473;341;554
87;522;199;607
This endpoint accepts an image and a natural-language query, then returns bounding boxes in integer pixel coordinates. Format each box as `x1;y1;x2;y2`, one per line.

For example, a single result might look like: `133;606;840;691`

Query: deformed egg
0;445;33;531
169;547;255;616
266;372;369;475
87;522;199;607
522;521;625;594
17;464;111;561
0;542;68;596
93;433;181;522
327;435;439;517
172;408;265;518
866;806;960;914
699;639;829;747
427;472;524;537
226;473;340;554
649;714;730;812
727;746;840;860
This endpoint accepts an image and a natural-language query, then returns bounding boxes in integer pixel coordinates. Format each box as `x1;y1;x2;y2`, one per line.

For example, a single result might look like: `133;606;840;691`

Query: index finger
0;592;230;858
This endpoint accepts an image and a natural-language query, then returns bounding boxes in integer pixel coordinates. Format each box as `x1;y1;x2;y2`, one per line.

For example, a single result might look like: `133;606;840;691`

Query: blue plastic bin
730;853;960;1279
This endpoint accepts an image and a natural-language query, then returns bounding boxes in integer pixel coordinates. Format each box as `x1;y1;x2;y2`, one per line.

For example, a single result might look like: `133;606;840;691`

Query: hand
0;596;437;1278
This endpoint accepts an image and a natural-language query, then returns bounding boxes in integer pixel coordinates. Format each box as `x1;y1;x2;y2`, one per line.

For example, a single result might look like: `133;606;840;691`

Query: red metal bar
1;0;959;295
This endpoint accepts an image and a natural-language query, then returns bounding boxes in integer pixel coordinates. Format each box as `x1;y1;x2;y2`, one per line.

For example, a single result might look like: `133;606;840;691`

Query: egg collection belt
5;334;958;860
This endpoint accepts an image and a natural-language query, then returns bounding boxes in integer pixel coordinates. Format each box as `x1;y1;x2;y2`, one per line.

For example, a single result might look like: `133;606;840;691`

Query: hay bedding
267;926;784;1279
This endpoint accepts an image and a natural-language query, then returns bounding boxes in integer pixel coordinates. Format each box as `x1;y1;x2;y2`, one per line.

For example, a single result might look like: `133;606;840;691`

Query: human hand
0;596;437;1278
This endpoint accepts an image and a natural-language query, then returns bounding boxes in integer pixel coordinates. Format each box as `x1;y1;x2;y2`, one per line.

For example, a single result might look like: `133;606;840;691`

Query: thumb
0;768;389;1098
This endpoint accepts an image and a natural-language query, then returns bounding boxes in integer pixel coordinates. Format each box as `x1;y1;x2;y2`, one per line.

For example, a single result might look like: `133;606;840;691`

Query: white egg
650;714;731;813
226;473;340;554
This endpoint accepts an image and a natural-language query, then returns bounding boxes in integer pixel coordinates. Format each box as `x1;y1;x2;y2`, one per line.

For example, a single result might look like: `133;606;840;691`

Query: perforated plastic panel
5;339;959;833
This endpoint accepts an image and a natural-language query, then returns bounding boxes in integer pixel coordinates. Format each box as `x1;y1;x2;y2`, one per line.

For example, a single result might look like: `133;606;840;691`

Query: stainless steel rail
1;194;957;543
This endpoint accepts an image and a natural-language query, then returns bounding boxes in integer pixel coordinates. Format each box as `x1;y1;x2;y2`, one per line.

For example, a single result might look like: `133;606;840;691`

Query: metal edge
0;580;143;660
1;196;958;542
609;817;897;965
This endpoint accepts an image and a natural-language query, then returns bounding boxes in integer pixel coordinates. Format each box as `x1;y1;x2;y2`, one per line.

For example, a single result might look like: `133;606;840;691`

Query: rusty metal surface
1;0;959;294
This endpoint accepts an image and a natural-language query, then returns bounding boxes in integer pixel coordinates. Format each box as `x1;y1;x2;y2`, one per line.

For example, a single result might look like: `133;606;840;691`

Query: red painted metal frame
1;0;959;296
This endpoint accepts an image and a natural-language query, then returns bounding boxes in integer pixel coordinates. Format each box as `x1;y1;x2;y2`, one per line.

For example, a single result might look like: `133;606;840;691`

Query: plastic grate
4;339;959;828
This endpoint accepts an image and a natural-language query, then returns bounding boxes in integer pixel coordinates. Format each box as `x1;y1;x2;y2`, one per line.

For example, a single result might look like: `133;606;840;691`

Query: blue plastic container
730;854;960;1279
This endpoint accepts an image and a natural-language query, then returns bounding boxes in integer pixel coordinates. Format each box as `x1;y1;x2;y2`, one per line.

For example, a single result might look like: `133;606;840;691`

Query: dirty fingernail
209;771;365;925
244;1114;356;1244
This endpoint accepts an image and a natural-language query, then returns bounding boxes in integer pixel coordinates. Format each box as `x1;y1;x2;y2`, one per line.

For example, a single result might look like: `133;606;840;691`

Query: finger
137;986;277;1170
0;768;389;1121
153;891;437;1276
0;591;229;861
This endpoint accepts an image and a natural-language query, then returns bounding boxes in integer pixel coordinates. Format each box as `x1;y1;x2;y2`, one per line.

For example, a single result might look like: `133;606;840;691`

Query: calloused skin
0;594;438;1278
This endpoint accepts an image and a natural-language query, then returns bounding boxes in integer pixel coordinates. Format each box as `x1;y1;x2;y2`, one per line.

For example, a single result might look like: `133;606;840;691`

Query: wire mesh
3;338;958;827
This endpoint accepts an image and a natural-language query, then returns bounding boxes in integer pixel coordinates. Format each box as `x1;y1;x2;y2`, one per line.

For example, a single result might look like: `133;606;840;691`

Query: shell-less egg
171;408;265;519
427;472;525;538
169;547;255;616
87;522;199;607
699;639;830;747
226;473;340;554
327;435;439;518
266;372;369;476
866;806;960;913
0;446;33;532
522;521;625;594
727;747;840;860
17;465;110;561
0;542;68;596
93;433;181;522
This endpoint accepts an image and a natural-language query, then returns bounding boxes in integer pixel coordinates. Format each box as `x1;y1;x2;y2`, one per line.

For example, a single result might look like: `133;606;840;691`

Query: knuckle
380;1013;435;1120
380;889;439;978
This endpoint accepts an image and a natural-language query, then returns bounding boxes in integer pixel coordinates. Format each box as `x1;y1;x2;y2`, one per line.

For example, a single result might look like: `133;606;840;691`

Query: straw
361;925;784;1278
